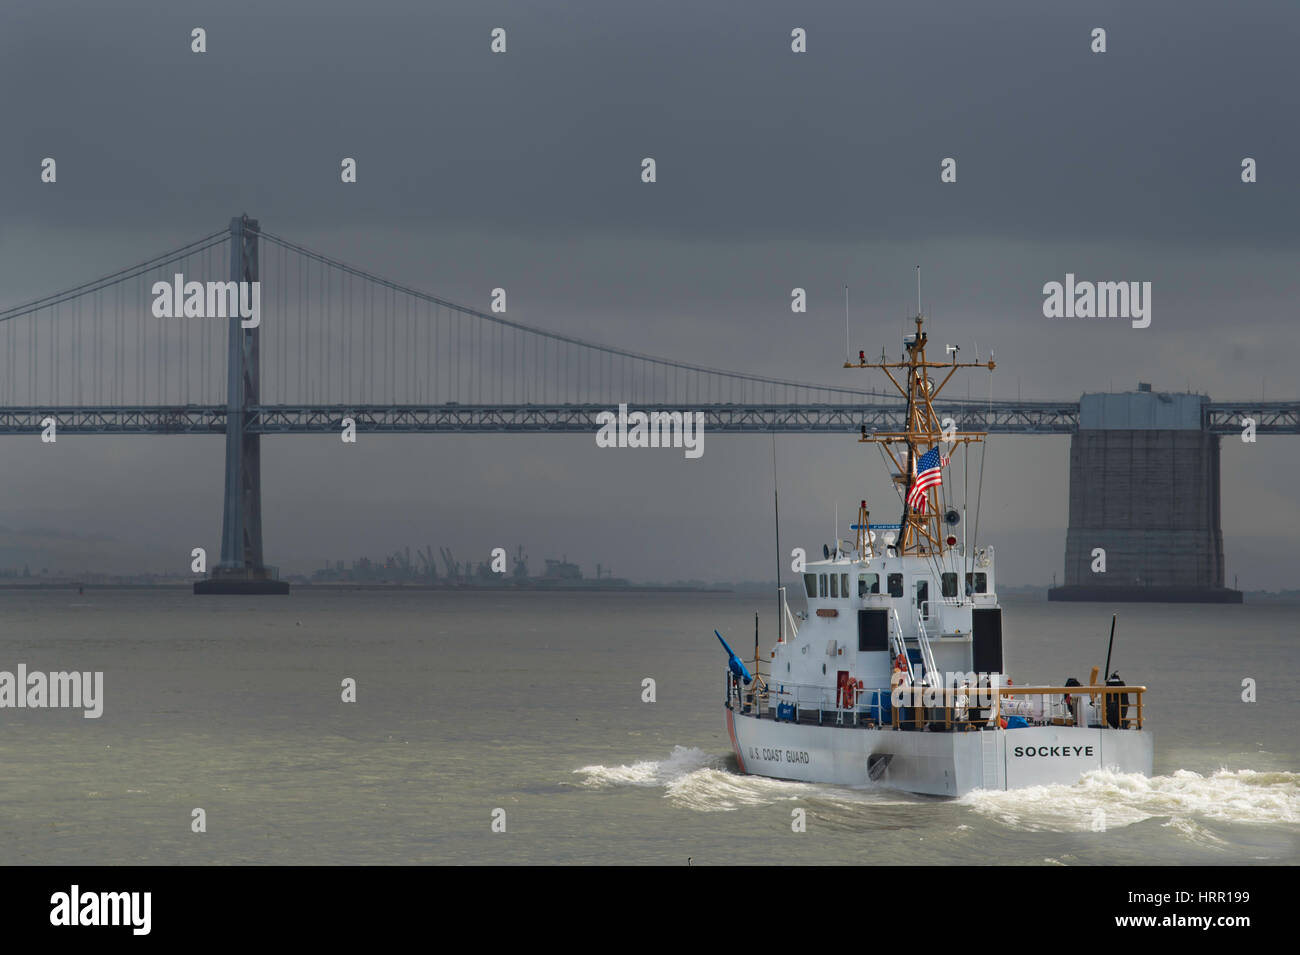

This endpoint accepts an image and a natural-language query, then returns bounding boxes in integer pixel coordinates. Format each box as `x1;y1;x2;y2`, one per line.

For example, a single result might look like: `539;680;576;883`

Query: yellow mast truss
844;314;995;558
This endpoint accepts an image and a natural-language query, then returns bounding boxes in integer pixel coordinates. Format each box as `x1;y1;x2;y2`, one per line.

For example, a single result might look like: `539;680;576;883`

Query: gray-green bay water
0;590;1295;865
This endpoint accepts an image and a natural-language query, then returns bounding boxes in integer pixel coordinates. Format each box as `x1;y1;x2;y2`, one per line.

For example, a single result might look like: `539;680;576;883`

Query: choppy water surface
0;591;1294;864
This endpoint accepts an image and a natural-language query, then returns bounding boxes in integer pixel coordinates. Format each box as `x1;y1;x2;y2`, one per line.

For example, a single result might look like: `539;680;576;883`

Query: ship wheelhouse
765;545;1004;725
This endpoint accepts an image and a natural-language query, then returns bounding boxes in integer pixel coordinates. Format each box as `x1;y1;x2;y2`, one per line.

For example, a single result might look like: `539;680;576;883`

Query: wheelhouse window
965;572;988;594
887;573;903;597
941;573;958;598
858;573;879;597
830;574;839;598
819;574;829;597
840;573;849;598
803;573;817;598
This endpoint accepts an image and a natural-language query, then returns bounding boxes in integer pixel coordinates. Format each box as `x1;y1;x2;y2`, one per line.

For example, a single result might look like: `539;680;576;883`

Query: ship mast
845;311;994;557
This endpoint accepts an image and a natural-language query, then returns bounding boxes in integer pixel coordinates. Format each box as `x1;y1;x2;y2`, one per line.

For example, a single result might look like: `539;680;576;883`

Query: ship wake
574;745;917;812
959;768;1300;835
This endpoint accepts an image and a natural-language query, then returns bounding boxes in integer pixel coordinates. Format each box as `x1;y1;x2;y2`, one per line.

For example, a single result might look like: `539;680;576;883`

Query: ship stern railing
890;683;1147;731
735;676;1147;733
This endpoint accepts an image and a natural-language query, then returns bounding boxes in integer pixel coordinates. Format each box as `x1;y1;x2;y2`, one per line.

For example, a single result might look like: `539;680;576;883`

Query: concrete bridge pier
1048;387;1242;604
194;216;288;595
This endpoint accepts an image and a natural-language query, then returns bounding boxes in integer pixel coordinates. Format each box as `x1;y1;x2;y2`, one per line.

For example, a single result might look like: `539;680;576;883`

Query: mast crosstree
845;312;995;557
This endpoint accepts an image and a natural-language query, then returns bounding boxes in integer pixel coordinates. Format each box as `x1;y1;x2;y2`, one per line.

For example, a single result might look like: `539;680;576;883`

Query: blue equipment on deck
715;630;752;684
864;688;892;724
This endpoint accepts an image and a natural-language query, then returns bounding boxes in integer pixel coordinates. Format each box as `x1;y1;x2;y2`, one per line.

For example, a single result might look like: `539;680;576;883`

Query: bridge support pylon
195;216;288;595
1048;389;1241;604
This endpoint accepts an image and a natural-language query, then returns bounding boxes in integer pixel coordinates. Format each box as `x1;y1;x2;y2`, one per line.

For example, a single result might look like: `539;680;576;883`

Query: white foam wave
574;746;914;812
574;745;718;789
665;766;819;812
959;768;1300;834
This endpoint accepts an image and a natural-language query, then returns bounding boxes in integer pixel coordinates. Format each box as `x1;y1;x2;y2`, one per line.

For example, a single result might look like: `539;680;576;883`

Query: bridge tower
195;216;288;594
1048;386;1241;603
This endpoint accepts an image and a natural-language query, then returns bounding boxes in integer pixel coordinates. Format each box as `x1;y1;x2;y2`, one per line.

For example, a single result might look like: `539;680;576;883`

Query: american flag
906;447;949;512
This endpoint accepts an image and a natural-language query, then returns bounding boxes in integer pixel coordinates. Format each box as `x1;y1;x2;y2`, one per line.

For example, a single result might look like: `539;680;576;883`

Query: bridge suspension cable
0;230;229;323
256;228;899;404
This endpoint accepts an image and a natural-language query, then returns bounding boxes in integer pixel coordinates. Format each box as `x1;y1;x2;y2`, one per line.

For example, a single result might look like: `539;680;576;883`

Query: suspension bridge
1;216;1294;594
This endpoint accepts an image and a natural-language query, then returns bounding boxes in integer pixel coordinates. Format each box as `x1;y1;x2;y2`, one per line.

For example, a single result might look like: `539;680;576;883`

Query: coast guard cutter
720;311;1153;795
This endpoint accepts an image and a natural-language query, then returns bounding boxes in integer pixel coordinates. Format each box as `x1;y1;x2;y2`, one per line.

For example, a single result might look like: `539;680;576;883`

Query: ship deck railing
733;676;1146;731
881;684;1146;731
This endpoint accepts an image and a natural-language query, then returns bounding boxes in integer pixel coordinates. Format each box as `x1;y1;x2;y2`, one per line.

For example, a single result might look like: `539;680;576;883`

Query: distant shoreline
4;581;1298;601
0;581;730;594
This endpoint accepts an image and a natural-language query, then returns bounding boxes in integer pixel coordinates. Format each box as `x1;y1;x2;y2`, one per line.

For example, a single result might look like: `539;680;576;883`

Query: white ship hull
725;706;1153;796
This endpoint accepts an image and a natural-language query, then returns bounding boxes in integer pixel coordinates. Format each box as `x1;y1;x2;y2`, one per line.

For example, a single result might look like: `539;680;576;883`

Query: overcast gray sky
1;0;1297;586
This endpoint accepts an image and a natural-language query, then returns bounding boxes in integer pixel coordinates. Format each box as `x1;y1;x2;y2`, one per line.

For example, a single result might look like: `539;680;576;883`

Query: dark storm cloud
0;0;1296;587
4;0;1296;244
